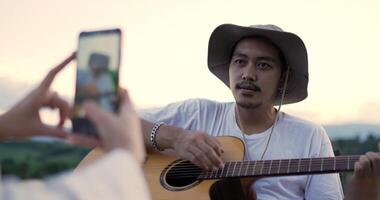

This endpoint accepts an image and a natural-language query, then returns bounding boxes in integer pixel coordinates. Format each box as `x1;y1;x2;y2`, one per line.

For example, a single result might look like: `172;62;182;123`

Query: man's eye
234;59;246;65
257;62;271;69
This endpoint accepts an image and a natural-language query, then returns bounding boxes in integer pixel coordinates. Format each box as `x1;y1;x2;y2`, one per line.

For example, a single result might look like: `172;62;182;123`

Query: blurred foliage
0;140;90;179
333;133;380;155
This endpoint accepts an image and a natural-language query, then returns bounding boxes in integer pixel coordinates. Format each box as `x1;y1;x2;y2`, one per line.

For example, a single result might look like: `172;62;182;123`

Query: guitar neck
199;155;360;180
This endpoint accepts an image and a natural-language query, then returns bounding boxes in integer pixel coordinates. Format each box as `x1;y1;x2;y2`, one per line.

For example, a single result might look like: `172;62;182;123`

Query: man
0;53;150;200
139;24;343;199
76;52;116;112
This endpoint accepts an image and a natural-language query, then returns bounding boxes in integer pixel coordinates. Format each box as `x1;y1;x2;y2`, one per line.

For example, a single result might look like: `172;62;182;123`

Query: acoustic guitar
79;136;358;200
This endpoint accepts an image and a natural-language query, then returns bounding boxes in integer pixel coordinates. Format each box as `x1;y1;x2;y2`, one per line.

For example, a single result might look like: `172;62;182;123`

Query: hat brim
207;24;309;105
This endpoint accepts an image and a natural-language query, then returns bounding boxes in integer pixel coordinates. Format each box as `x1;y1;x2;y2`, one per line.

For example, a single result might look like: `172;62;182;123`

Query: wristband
150;122;165;151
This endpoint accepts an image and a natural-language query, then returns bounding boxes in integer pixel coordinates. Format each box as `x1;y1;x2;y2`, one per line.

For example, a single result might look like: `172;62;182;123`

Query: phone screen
72;29;121;137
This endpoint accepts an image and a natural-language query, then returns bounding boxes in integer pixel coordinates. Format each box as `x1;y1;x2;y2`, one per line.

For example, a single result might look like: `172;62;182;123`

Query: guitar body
144;136;245;200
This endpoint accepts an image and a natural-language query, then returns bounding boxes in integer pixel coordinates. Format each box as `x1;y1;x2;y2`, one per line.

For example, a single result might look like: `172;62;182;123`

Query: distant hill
324;123;380;140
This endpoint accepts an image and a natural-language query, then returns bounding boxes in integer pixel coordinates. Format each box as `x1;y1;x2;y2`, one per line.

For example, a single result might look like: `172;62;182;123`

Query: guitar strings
160;155;360;171
162;159;359;174
164;160;357;176
163;165;356;179
162;160;357;179
158;157;360;178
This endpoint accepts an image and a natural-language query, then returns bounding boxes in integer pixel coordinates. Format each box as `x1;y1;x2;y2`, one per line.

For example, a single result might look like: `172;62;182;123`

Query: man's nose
242;64;257;81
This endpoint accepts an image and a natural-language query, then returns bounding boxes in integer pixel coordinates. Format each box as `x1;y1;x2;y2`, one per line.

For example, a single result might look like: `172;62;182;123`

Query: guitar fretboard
198;155;360;180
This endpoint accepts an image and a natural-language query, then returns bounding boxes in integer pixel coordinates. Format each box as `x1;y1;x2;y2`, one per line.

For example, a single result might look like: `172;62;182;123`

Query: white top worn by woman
0;149;151;200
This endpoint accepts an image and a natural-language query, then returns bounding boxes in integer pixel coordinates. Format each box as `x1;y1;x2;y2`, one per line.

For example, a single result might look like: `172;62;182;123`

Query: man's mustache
235;81;261;92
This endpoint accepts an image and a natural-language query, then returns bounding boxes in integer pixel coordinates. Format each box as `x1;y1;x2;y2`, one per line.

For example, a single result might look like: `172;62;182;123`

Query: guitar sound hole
165;160;202;188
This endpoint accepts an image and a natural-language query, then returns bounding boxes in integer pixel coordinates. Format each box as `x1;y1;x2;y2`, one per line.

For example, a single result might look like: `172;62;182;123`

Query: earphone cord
258;66;290;160
242;66;290;161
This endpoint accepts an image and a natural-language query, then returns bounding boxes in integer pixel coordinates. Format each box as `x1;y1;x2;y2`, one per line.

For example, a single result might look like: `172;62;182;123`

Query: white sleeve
138;99;199;130
0;149;151;200
305;127;344;200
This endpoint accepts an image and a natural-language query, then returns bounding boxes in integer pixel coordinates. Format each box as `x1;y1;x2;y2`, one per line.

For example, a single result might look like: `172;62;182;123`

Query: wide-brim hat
207;24;309;105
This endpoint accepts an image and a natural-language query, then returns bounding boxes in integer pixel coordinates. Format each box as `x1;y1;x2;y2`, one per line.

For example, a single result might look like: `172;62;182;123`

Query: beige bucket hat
208;24;309;105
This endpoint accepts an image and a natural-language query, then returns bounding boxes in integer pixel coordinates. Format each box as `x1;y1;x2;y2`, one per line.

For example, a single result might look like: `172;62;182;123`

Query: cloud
285;109;322;123
327;102;380;124
285;101;380;125
0;76;35;111
0;77;70;127
354;102;380;124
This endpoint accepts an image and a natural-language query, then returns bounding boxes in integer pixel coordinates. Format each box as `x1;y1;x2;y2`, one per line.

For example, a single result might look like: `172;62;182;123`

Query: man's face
89;61;103;76
229;37;283;109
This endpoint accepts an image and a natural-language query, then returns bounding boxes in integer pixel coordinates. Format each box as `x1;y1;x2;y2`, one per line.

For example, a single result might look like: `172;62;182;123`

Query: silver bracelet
150;122;165;151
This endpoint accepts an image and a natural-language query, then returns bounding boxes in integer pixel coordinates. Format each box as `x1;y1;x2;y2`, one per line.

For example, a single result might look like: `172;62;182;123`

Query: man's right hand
172;131;224;170
141;119;225;170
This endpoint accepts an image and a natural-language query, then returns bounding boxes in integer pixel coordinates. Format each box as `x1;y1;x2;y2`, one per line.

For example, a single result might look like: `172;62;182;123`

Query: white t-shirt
0;149;151;200
139;98;344;200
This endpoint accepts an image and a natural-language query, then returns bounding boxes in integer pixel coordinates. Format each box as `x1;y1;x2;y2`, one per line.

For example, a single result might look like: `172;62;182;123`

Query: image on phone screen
72;29;121;137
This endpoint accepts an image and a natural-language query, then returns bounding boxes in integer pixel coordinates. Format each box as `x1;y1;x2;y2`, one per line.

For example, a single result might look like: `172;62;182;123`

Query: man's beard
236;100;261;110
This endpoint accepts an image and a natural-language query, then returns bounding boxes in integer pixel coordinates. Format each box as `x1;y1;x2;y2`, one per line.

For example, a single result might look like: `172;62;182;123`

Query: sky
0;0;379;126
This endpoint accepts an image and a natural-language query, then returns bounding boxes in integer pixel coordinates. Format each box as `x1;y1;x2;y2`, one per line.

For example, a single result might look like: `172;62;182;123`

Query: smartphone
72;29;122;137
